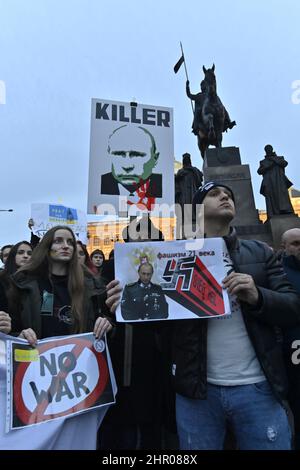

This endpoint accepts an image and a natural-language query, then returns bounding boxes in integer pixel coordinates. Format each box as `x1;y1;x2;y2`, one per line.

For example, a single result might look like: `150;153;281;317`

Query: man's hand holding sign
222;272;260;306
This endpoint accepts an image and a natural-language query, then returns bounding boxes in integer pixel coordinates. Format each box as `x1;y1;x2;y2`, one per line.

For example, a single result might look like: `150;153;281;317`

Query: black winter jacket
11;271;109;337
172;229;300;406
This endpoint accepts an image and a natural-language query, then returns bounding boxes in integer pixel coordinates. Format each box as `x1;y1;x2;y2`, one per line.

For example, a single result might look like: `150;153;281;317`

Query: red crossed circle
13;336;109;425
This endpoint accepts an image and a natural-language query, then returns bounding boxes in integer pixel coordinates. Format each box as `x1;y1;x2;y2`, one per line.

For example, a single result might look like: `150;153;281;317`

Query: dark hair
17;226;85;333
0;244;13;262
0;241;32;317
90;249;105;260
76;241;94;271
3;241;32;275
90;249;105;274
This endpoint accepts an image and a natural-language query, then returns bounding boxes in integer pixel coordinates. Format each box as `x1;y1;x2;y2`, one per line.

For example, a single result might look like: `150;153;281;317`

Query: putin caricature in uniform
121;262;169;321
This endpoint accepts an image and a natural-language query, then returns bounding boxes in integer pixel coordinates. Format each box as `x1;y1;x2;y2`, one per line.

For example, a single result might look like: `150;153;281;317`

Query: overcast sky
1;0;300;246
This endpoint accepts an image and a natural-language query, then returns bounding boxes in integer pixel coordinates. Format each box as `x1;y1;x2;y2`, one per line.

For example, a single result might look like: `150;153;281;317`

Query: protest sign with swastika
114;238;231;322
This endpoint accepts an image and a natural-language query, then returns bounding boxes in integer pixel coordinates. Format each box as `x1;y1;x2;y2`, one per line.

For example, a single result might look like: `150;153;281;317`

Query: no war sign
7;334;115;430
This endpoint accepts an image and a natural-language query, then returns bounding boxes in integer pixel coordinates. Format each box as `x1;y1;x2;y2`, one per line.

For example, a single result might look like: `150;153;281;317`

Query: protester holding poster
9;226;112;343
0;225;115;449
172;182;300;450
107;181;300;450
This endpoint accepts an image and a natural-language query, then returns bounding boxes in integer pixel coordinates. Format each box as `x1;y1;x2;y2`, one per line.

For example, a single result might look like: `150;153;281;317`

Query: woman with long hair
10;226;112;344
3;241;32;274
0;226;115;450
0;241;32;333
0;244;13;266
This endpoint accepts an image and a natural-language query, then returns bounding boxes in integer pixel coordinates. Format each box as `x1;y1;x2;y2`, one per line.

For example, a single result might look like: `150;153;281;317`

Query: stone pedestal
199;146;300;247
203;147;272;245
203;147;259;226
265;215;300;249
203;146;242;168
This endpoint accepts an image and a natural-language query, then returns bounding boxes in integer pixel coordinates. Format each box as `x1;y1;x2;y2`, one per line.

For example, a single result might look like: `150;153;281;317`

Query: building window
93;236;100;247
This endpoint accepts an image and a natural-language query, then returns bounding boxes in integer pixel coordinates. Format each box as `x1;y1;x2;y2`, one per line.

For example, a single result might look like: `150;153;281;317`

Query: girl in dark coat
9;226;112;344
0;241;32;333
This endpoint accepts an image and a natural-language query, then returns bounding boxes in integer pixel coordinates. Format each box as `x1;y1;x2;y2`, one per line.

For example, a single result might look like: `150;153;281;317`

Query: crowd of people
1;185;300;451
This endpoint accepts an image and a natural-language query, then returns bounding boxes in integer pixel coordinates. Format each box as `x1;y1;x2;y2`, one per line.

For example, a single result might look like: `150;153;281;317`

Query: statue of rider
186;66;236;137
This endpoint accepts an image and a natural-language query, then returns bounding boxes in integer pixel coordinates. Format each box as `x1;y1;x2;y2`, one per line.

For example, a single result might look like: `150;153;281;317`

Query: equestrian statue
186;64;236;159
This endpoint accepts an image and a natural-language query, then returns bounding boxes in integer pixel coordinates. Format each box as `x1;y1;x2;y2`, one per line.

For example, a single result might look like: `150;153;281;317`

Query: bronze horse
186;64;236;159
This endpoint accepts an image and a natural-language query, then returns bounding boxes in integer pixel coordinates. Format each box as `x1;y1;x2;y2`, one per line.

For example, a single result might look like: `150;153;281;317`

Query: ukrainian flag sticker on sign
15;349;39;362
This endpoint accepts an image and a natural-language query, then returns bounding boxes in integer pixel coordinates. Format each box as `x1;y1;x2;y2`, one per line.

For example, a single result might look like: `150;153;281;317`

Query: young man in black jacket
171;182;300;450
106;182;300;450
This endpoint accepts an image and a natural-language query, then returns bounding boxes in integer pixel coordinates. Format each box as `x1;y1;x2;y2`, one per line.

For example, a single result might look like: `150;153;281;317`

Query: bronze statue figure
257;144;294;218
175;153;203;211
186;64;236;159
175;153;203;239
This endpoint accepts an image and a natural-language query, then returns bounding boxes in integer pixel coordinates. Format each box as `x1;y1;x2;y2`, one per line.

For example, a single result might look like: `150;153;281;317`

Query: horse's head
202;64;216;93
203;63;215;73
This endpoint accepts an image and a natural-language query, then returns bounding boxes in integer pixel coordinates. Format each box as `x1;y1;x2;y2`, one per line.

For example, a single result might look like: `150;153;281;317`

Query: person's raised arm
28;219;40;249
186;80;198;100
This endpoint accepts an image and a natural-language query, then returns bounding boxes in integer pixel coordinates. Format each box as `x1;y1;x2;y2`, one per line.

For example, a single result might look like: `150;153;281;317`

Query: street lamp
0;209;13;212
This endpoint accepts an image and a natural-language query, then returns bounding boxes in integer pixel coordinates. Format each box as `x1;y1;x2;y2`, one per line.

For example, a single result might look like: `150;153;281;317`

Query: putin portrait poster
87;98;174;216
114;238;231;322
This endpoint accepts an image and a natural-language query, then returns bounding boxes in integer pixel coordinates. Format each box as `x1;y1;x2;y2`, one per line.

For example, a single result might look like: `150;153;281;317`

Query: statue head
182;153;191;167
264;144;274;157
200;80;208;93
